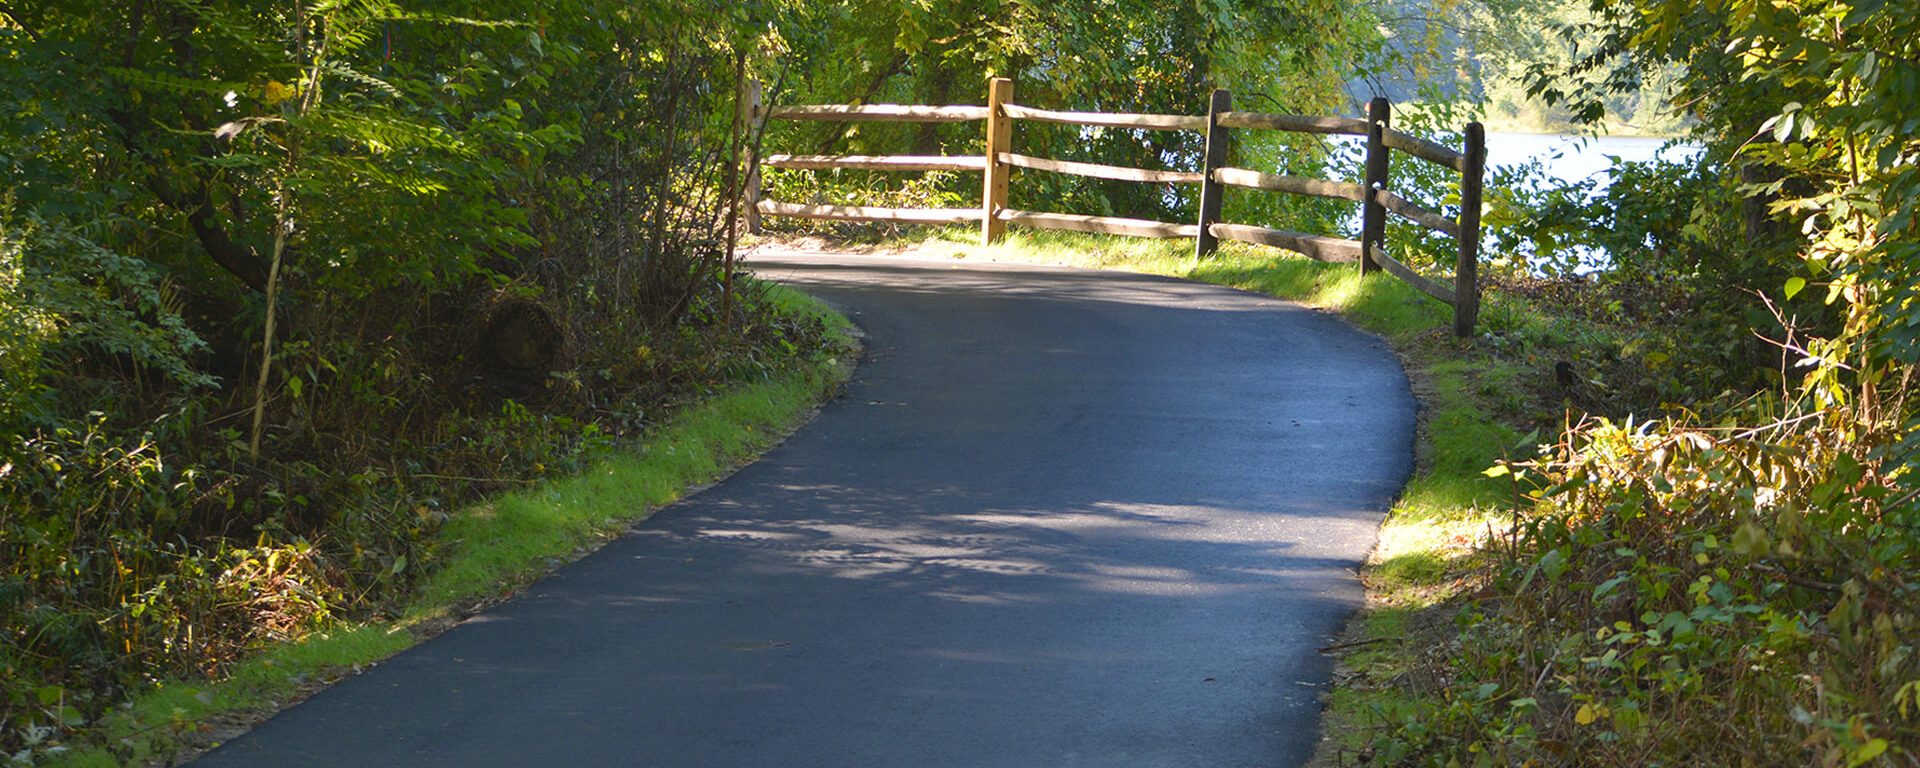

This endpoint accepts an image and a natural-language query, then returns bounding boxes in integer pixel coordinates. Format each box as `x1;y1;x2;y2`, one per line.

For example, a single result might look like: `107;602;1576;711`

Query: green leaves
1849;739;1889;767
5;213;215;394
104;66;247;97
767;0;1369;223
0;1;827;757
1439;390;1920;762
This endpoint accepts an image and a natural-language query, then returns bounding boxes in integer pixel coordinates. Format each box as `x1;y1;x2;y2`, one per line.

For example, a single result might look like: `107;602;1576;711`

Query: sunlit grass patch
907;227;1455;340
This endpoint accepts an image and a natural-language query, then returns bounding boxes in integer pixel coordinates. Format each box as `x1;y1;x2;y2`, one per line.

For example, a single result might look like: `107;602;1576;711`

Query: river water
1320;131;1701;197
1485;132;1701;190
1313;132;1701;272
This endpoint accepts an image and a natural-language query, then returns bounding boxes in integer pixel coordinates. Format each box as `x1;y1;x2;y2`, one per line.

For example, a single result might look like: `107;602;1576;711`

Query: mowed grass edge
51;284;858;767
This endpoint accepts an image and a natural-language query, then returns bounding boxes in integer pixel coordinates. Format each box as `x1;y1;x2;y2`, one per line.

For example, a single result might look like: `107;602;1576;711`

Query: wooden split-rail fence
742;77;1487;336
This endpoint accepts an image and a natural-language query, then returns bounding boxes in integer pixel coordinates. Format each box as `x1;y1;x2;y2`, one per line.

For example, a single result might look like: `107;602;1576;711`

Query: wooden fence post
981;76;1014;245
743;77;765;235
1194;88;1231;259
1359;96;1391;275
1454;122;1485;337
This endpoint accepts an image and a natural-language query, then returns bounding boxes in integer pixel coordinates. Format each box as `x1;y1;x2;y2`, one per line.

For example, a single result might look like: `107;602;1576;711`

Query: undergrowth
1414;405;1918;765
2;281;854;765
37;283;855;768
1;4;832;761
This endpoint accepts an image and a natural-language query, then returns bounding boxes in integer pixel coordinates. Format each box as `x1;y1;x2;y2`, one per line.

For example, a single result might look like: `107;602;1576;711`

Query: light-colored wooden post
1194;88;1231;259
1359;97;1390;275
743;77;765;235
721;57;749;326
981;76;1014;245
1454;122;1486;337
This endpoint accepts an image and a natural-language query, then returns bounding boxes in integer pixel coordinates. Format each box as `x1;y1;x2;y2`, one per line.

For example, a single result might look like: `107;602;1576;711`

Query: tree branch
102;3;269;293
813;50;908;155
141;164;271;292
0;1;42;42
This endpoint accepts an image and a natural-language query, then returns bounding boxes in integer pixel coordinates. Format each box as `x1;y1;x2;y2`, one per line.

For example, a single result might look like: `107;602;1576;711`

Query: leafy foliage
0;0;827;760
759;0;1374;225
1350;0;1920;764
1368;401;1914;764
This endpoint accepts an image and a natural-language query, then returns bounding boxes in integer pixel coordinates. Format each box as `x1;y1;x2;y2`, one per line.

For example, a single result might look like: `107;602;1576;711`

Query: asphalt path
197;250;1416;767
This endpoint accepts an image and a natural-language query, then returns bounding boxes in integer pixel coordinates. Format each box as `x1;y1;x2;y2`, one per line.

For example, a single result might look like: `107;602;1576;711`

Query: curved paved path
198;251;1415;767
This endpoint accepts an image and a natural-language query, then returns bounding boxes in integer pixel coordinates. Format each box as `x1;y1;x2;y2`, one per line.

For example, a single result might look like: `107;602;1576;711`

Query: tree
764;0;1374;221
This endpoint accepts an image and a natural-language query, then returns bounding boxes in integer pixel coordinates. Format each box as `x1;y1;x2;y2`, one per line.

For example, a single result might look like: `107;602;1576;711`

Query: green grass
49;284;857;767
892;227;1451;338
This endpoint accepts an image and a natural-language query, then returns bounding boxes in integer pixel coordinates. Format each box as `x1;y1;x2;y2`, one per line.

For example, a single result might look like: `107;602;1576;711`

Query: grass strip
51;284;856;767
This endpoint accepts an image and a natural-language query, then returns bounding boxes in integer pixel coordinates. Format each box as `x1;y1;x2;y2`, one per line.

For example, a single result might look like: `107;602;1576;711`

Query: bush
0;0;835;758
1386;398;1918;765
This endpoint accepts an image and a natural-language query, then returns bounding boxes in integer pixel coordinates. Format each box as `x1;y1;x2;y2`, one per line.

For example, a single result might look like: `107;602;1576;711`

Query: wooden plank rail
757;199;982;224
1212;168;1365;201
1372;188;1461;237
1368;244;1456;305
1000;153;1204;184
1000;209;1199;239
1216;111;1369;136
762;154;987;171
1208;223;1362;263
740;75;1489;336
1382;128;1468;172
764;104;990;123
1000;103;1207;132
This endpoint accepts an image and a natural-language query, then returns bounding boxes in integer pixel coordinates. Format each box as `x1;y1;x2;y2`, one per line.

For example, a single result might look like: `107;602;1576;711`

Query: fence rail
743;77;1486;336
762;154;987;171
1002;153;1205;184
756;200;982;224
1382;130;1469;172
1001;209;1200;239
1209;223;1363;263
1372;188;1460;237
1000;103;1207;132
1211;168;1365;201
1216;111;1367;136
764;104;990;122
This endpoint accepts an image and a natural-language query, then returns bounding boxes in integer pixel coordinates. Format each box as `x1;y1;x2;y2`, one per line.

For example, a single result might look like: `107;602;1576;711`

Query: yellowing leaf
262;80;294;105
1849;738;1887;766
1575;703;1597;725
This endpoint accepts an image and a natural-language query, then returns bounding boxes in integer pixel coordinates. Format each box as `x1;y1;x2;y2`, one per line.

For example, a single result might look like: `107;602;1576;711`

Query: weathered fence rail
743;77;1486;336
762;154;987;172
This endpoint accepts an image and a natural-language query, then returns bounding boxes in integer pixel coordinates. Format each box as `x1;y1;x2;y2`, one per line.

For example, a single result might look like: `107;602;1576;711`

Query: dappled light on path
196;251;1414;768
